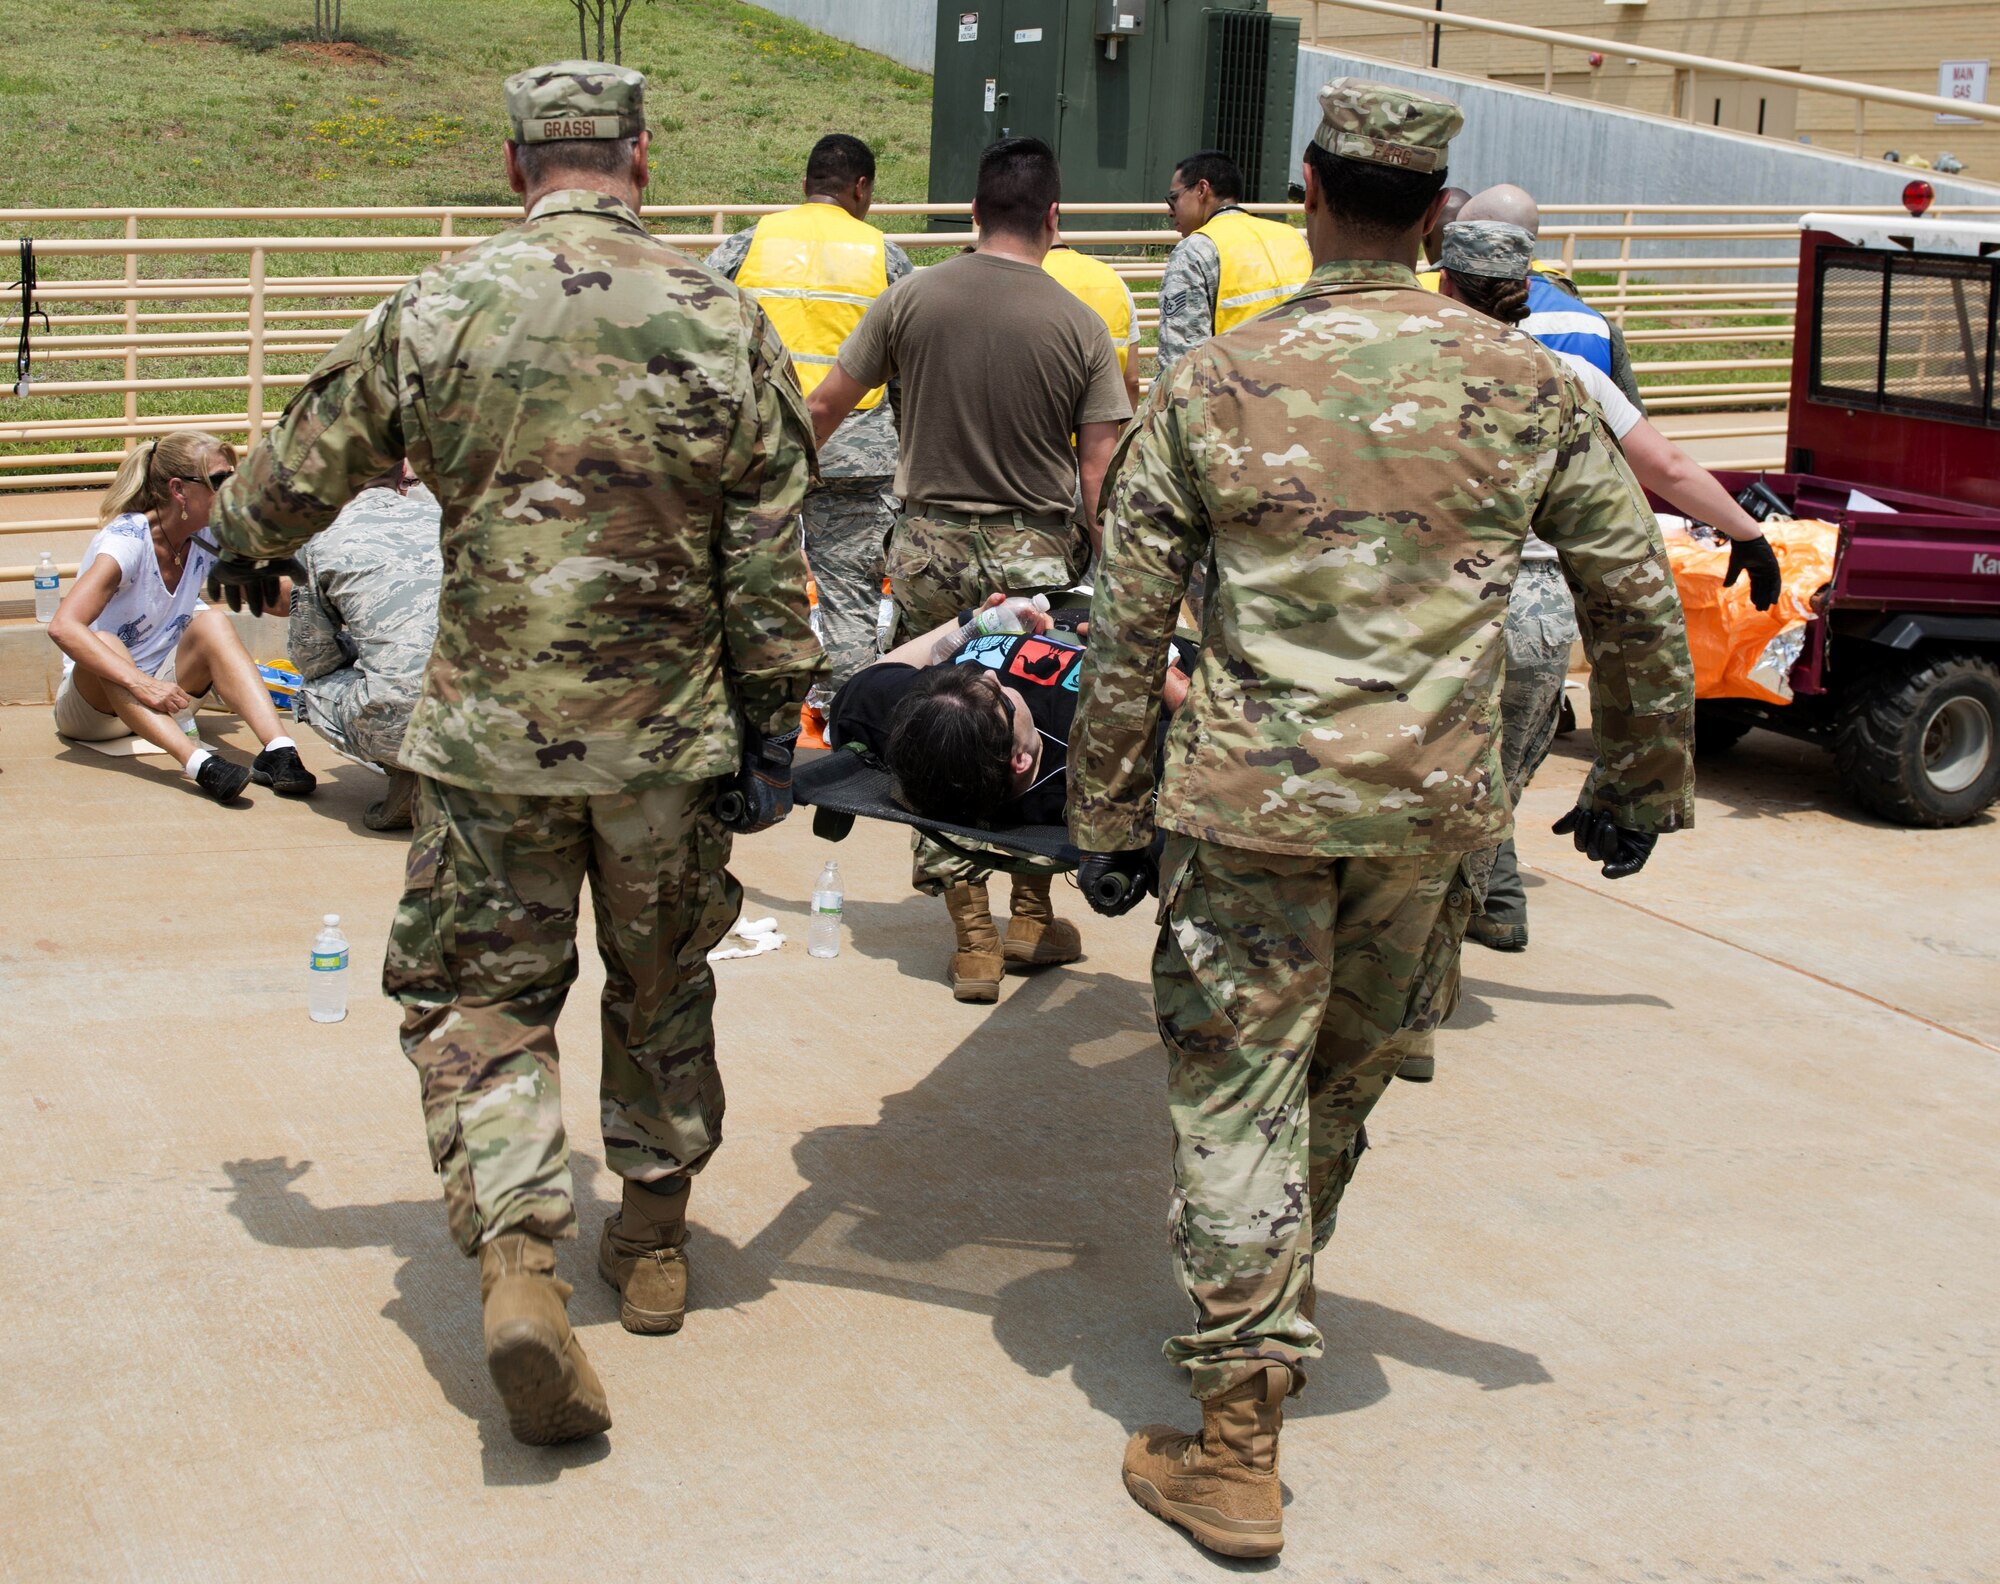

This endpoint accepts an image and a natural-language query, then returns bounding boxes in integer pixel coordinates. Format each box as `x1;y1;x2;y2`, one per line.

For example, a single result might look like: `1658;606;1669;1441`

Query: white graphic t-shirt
63;512;215;679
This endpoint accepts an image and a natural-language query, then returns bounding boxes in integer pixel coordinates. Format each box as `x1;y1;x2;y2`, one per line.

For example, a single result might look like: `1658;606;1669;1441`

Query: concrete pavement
0;704;1994;1582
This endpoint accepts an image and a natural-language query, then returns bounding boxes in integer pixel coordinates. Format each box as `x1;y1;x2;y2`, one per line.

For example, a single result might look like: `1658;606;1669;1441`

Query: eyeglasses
981;670;1018;739
1163;186;1188;209
182;468;234;491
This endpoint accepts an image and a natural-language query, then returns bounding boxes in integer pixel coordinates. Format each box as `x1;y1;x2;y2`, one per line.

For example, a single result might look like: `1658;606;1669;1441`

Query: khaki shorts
53;652;217;743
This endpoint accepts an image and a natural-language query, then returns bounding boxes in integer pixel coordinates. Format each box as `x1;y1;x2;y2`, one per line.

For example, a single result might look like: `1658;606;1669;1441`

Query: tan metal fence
3;198;1995;563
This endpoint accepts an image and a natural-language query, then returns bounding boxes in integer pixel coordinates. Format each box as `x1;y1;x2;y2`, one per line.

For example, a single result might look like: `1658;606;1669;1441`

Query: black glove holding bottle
715;728;798;834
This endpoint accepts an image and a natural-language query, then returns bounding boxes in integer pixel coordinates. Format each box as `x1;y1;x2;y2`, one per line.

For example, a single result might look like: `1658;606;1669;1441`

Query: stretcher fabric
792;748;1080;867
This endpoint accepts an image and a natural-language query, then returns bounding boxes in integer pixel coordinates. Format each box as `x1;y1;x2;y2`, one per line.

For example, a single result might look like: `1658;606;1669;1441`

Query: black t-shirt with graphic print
827;631;1084;827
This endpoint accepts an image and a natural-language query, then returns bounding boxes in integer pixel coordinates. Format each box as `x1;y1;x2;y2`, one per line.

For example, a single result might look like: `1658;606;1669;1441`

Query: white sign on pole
1937;59;1988;124
958;13;978;43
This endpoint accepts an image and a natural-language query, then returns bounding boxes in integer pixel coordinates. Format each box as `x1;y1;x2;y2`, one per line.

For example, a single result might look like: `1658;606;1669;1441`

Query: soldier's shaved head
1460;184;1541;237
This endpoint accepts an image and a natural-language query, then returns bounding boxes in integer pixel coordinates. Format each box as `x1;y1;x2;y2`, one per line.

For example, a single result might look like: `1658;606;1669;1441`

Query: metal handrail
1301;0;2000;153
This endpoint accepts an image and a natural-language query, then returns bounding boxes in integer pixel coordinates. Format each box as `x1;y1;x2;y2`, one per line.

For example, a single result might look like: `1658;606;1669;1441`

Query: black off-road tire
1694;702;1754;758
1833;651;2000;827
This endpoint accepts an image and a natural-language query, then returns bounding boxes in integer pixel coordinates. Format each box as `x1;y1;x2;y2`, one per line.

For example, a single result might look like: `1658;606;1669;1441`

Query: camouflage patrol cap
1312;77;1463;174
1439;219;1535;279
503;60;646;144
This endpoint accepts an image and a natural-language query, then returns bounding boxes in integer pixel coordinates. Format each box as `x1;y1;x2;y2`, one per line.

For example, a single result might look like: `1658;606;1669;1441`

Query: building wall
741;0;938;73
1288;49;2000;274
1270;0;1994;173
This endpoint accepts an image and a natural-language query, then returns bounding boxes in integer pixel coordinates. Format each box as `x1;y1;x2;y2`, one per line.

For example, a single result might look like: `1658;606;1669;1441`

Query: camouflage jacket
212;189;823;796
289;483;444;768
1154;232;1220;381
706;219;912;481
1069;257;1694;859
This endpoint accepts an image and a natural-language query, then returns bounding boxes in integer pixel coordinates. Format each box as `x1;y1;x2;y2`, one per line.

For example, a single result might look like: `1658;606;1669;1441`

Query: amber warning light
1903;179;1935;217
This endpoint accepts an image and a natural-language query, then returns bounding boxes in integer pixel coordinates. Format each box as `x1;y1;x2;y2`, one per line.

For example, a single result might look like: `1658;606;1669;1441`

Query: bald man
1457;183;1644;407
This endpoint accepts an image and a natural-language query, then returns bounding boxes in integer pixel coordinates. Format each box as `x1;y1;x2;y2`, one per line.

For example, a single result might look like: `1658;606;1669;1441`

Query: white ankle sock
264;735;296;753
184;747;213;780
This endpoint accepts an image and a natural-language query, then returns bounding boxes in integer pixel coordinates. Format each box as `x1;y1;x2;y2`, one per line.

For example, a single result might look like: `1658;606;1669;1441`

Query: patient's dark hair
886;666;1016;825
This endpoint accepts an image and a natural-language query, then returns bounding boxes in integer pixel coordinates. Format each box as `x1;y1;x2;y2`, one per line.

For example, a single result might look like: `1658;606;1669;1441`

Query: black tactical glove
1724;533;1782;612
1552;804;1658;879
715;728;798;835
206;554;303;618
1077;848;1157;917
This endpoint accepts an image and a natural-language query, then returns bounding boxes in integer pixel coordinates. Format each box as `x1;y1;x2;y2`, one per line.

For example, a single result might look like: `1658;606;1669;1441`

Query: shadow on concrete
53;721;405;837
740;878;974;988
216;1154;617;1483
1444;974;1673;1032
732;962;1551;1435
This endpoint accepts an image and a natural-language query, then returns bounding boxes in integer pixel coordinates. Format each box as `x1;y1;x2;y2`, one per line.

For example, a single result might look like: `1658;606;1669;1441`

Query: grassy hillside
1;0;933;210
0;0;937;453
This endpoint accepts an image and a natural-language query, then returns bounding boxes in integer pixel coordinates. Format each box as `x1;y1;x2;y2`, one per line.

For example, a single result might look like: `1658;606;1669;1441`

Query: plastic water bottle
970;593;1050;638
808;861;843;959
875;579;896;653
309;913;350;1023
32;551;59;623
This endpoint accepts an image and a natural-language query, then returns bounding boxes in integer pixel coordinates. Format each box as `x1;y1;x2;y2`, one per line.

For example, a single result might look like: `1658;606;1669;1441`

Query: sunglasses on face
981;669;1018;739
182;468;234;491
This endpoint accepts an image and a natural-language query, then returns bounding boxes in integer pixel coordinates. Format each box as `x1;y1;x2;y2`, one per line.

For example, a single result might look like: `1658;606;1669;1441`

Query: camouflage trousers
885;507;1092;895
1153;836;1461;1399
384;776;741;1255
804;477;896;691
1470;561;1579;923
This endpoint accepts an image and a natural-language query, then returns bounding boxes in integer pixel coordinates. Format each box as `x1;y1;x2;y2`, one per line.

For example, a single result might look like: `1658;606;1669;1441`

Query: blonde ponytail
96;431;236;527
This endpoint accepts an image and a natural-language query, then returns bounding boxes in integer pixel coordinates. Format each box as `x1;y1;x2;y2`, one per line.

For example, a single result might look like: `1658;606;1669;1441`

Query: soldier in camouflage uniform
704;135;913;689
287;465;443;831
1068;79;1694;1557
209;62;822;1447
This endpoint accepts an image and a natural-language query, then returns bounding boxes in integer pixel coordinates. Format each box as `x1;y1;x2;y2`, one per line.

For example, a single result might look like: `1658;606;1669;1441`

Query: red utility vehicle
1692;212;2000;826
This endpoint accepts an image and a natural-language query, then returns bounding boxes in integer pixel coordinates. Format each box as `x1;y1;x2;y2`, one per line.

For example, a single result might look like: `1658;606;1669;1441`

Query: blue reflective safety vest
1520;273;1613;377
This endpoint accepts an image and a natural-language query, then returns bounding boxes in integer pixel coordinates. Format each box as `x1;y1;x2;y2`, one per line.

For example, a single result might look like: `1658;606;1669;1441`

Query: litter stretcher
792;748;1152;914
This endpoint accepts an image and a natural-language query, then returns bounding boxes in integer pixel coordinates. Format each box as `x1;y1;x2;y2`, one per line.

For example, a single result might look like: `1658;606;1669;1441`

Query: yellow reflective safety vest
738;201;891;411
1199;208;1313;334
1043;245;1135;371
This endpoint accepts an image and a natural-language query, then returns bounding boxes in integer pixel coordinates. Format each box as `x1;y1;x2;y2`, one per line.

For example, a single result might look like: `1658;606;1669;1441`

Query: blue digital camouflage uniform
211;165;823;1254
1070;226;1694;1403
288;483;444;770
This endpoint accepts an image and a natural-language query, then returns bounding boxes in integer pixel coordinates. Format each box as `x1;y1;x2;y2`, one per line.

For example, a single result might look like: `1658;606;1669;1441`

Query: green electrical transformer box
928;0;1300;213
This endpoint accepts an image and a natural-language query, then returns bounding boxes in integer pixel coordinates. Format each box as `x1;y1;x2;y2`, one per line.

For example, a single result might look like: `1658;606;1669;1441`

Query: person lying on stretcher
826;593;1190;829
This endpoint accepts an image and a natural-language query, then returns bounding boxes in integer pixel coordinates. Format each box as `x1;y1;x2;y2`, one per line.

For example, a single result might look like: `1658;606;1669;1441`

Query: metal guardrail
1300;0;2000;154
5;198;1996;560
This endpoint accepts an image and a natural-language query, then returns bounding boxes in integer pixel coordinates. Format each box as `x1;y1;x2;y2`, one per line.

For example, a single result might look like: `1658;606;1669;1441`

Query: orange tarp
1666;520;1840;705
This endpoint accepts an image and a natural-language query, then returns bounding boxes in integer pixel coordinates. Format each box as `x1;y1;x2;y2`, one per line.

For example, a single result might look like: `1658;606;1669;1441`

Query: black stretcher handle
1086;866;1141;914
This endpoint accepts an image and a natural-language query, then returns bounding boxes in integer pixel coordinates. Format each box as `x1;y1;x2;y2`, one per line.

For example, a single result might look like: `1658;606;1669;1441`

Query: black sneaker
1463;912;1528;953
195;754;253;804
251;744;317;798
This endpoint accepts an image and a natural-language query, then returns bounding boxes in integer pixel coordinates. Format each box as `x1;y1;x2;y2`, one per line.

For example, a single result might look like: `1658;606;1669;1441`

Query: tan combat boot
944;881;1004;1002
1122;1362;1289;1558
1003;873;1084;969
597;1177;690;1336
479;1231;611;1446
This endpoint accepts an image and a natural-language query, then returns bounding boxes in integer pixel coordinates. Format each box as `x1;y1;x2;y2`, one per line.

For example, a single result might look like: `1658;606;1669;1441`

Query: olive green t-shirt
837;250;1132;519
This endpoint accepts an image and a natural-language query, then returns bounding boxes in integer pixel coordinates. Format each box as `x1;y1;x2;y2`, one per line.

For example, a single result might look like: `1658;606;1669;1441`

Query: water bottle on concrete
309;914;350;1023
32;551;59;623
808;861;843;959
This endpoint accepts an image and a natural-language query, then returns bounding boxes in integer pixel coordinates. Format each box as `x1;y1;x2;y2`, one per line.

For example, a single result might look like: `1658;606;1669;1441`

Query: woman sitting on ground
47;430;316;804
